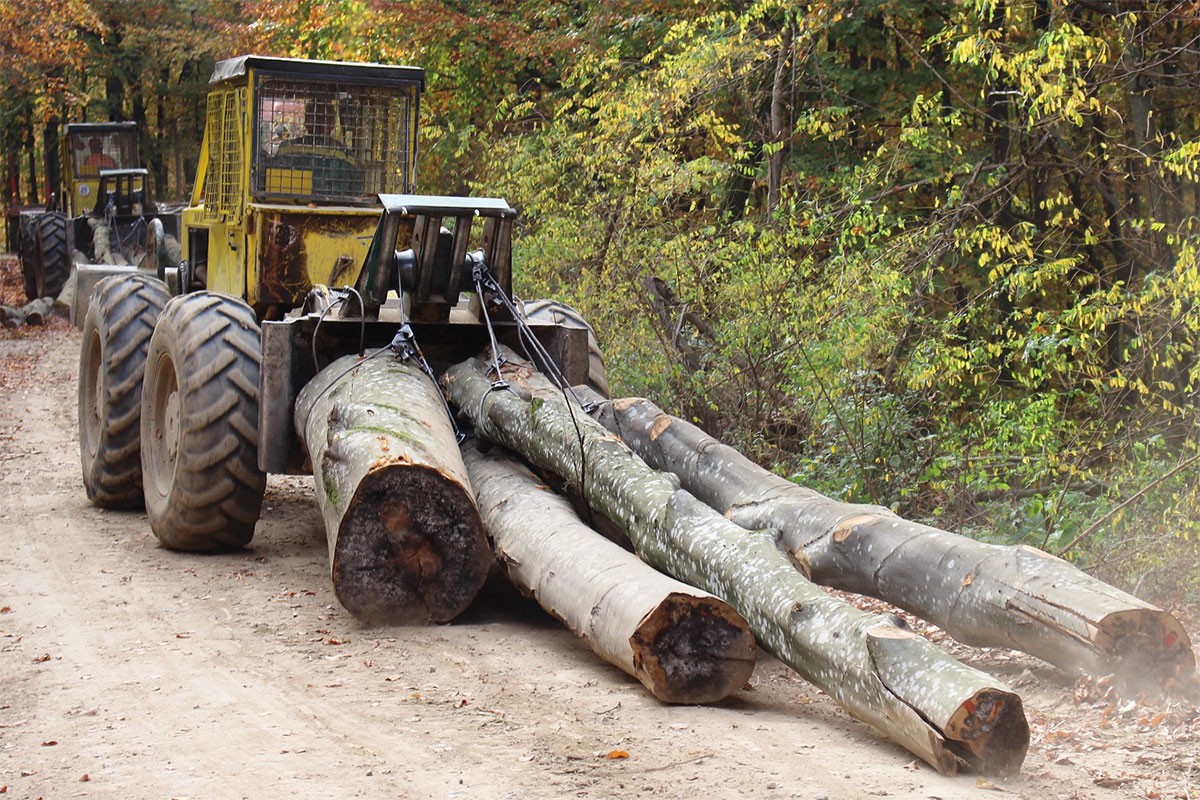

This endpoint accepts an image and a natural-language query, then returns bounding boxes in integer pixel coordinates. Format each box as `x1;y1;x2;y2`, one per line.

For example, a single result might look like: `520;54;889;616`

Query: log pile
444;349;1029;776
295;340;1194;780
1;297;59;328
588;395;1195;694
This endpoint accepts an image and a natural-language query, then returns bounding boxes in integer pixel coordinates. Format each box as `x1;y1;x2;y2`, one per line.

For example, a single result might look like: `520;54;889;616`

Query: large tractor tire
140;292;266;551
521;299;611;397
31;212;71;301
79;274;172;508
17;215;39;301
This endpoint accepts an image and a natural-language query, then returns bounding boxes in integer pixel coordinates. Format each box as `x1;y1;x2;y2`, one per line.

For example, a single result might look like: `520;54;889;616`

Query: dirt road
1;302;1197;798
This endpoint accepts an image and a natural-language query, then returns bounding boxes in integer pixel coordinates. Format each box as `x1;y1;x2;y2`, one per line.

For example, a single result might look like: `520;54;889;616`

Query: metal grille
254;76;416;204
70;131;139;177
204;88;246;222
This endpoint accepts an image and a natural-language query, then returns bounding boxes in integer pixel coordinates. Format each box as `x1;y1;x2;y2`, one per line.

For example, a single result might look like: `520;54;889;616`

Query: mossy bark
296;353;491;625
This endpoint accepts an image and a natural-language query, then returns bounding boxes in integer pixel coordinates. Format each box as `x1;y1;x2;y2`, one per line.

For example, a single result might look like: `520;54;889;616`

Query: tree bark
767;25;793;212
444;349;1029;776
295;352;492;625
462;440;756;704
590;396;1196;693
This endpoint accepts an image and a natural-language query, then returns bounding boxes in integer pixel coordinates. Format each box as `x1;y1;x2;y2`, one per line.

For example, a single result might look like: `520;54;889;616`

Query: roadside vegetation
4;0;1198;597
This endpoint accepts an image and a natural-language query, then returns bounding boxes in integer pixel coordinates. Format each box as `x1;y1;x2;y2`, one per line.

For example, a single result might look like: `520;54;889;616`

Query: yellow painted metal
243;204;380;306
189;126;210;208
184;57;421;313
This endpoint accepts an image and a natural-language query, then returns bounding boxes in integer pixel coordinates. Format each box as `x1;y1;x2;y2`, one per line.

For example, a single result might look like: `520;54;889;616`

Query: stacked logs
294;344;1194;779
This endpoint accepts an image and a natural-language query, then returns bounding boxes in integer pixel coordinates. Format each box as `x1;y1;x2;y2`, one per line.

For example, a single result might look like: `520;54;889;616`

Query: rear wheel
32;212;70;300
141;292;266;551
78;274;172;508
17;215;39;301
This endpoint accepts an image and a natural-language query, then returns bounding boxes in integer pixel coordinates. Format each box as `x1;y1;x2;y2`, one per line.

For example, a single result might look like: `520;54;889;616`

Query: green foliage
478;0;1200;596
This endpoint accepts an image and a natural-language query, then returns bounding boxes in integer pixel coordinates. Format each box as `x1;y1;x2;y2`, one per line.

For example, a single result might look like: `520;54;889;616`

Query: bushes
475;1;1200;599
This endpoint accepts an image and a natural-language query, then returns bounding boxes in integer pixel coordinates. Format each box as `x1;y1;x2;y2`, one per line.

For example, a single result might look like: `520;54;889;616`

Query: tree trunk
462;440;756;704
590;396;1196;694
295;352;492;625
766;25;793;213
444;349;1029;776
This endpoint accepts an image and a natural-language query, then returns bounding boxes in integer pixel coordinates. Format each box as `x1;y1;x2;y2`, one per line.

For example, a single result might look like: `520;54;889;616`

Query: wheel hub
164;390;180;461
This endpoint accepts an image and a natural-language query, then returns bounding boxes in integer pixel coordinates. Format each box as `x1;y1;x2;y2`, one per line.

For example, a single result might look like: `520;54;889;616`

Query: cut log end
333;465;491;625
943;689;1029;777
629;592;757;705
1097;608;1196;694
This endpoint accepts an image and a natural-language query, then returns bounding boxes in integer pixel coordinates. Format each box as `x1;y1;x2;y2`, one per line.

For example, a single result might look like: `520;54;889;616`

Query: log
21;296;56;325
589;395;1196;693
295;352;492;625
1;305;25;328
445;349;1029;776
461;440;756;704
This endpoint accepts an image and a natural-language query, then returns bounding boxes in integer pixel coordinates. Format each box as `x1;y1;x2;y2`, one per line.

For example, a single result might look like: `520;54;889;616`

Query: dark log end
629;592;756;705
333;465;491;626
1097;609;1196;694
944;688;1029;777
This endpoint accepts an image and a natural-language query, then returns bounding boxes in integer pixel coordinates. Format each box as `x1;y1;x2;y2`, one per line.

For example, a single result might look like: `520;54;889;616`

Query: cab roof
210;55;424;88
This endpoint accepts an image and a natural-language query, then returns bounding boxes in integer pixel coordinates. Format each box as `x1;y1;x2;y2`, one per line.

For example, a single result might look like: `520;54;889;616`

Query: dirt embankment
1;257;1196;800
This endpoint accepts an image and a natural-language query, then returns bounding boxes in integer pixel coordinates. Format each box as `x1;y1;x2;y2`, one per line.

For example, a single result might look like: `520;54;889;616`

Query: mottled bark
462;441;756;704
445;350;1028;776
295;353;491;625
591;396;1195;693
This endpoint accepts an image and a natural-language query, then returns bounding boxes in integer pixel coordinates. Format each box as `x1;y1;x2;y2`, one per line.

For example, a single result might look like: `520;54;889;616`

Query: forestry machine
78;55;601;551
14;121;183;305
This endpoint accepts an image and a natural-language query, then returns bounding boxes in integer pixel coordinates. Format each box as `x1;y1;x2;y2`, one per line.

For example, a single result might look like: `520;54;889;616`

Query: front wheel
79;274;172;508
141;292;266;551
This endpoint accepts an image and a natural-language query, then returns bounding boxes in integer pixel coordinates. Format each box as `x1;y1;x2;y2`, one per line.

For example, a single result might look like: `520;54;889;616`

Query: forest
3;0;1199;597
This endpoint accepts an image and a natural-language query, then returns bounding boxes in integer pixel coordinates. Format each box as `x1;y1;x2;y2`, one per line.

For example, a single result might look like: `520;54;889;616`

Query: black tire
17;214;39;301
141;292;266;551
521;299;611;397
78;274;172;508
32;212;70;301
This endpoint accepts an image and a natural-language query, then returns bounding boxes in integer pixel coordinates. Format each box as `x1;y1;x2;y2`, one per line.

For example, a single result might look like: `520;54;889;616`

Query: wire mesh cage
69;128;140;178
253;76;417;204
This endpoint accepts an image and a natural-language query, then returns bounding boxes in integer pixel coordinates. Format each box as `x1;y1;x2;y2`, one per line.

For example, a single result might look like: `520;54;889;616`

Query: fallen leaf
1;606;11;613
41;741;57;747
33;653;50;663
606;750;630;760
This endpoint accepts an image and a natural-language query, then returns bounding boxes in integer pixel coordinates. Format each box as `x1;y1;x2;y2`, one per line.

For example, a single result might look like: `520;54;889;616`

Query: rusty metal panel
250;205;379;308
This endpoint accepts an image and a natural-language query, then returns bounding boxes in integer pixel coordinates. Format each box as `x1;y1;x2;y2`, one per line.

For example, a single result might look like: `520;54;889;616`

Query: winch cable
387;322;466;444
471;261;596;524
307;286;367;371
384;268;466;444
